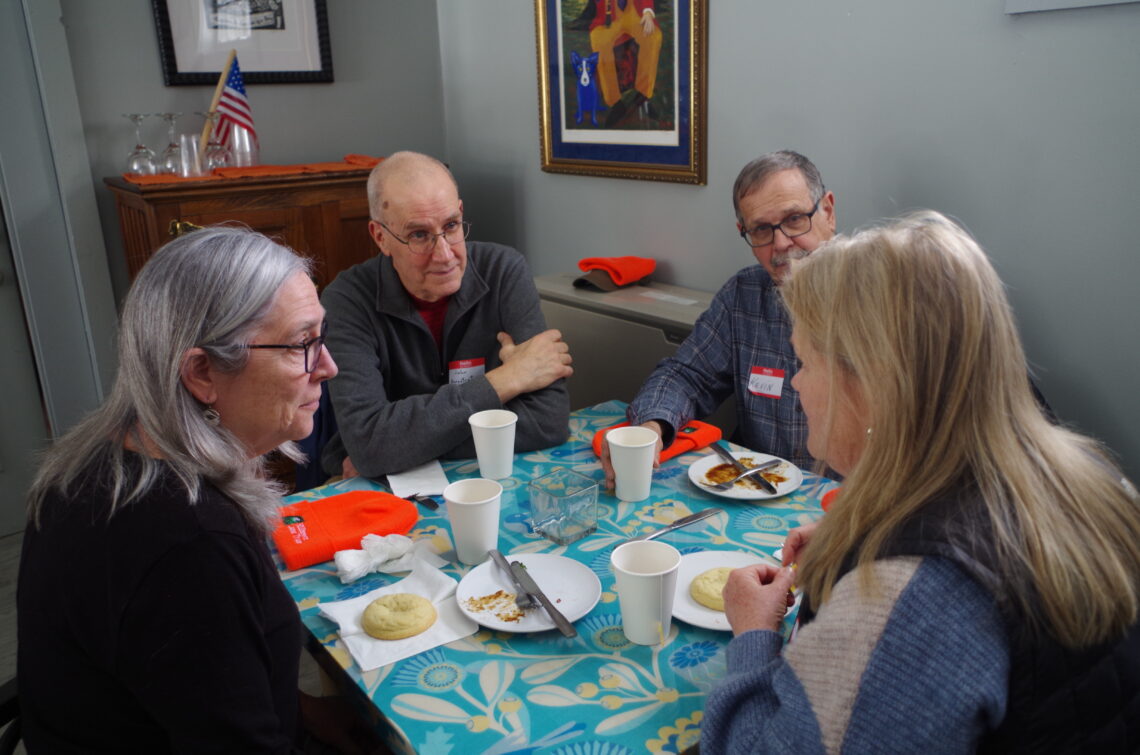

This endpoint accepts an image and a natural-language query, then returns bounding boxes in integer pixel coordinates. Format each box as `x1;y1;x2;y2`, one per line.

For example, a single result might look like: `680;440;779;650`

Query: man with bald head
321;151;572;478
603;150;835;483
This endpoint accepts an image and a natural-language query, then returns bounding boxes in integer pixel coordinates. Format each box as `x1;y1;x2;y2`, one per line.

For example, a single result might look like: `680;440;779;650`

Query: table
276;401;833;754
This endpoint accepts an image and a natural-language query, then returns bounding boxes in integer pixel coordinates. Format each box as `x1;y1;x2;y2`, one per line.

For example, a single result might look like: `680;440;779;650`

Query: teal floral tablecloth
276;401;833;754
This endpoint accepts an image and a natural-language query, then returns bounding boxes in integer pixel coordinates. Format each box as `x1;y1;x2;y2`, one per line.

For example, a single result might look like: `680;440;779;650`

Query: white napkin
334;536;448;584
386;460;450;498
318;560;477;671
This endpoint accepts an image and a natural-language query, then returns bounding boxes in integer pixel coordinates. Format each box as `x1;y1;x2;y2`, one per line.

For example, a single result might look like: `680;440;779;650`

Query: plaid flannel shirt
628;265;813;469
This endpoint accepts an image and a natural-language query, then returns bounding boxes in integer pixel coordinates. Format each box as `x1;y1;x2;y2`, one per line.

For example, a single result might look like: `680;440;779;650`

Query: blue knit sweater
700;556;1009;753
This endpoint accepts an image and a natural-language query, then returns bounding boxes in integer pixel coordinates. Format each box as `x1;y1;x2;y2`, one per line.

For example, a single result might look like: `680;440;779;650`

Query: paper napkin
318;559;476;671
386;460;450;499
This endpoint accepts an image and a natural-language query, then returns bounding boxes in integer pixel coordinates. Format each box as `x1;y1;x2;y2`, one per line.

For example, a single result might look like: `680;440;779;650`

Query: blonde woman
700;212;1140;753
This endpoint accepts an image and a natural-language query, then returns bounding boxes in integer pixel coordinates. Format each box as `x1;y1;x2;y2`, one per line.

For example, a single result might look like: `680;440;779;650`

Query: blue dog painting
570;50;602;127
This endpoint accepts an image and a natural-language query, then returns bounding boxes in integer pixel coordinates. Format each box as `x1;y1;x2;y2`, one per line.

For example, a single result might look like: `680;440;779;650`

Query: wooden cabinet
104;169;376;289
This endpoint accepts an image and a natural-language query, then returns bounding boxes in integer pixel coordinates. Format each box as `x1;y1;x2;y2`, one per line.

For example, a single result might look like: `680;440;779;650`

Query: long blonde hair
782;211;1140;648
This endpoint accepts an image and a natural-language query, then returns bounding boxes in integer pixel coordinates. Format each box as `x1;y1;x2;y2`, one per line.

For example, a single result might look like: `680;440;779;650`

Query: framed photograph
153;0;333;85
535;0;707;185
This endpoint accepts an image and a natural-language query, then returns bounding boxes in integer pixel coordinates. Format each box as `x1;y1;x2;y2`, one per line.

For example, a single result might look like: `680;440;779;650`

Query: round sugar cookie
689;566;733;612
362;593;437;640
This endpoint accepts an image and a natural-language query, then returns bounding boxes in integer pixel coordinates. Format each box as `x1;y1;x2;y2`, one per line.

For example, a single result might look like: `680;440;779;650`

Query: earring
203;406;221;426
866;427;873;437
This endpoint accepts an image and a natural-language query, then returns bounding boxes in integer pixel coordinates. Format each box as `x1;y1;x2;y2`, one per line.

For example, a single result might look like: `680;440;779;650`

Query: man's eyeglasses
246;319;328;374
740;196;823;248
379;219;472;256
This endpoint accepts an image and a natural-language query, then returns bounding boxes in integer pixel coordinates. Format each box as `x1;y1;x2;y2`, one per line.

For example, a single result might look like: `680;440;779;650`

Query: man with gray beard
602;150;836;483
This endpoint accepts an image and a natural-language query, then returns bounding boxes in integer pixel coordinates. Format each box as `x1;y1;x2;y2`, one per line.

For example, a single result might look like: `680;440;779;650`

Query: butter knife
487;549;534;609
710;442;778;495
509;561;578;638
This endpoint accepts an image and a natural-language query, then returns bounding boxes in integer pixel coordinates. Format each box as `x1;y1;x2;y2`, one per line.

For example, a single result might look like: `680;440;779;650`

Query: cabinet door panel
179;207;308;258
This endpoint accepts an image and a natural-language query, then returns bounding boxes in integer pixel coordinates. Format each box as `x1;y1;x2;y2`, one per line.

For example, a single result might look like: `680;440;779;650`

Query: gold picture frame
535;0;708;185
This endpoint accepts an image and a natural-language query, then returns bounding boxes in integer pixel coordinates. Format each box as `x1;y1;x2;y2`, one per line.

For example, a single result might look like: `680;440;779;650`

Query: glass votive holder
528;467;599;545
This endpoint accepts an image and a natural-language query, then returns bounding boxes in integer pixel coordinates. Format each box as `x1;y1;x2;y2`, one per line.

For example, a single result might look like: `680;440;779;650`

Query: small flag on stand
215;56;256;148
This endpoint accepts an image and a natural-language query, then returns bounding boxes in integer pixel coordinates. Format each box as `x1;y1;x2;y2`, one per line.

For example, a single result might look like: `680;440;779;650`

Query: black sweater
18;455;302;753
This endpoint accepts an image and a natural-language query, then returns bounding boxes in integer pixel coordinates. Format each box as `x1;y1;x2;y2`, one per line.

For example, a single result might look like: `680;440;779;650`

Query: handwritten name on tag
748;366;785;398
449;358;486;385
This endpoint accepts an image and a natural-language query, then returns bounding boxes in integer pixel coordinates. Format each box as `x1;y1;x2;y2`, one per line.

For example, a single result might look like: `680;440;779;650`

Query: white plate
672;550;775;631
688;450;803;500
456;553;601;633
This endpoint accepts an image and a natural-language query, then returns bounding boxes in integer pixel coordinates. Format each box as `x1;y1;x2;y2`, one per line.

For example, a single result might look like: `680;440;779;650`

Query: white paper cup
606;426;658;502
611;540;682;645
443;478;502;565
468;409;518;480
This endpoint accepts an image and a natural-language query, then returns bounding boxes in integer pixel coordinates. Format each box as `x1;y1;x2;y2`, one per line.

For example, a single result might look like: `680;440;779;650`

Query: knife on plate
509;561;578;638
710;442;778;494
487;549;534;609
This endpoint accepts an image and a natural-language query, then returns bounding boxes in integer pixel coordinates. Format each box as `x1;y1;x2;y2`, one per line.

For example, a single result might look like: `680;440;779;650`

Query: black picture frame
153;0;333;85
535;0;708;185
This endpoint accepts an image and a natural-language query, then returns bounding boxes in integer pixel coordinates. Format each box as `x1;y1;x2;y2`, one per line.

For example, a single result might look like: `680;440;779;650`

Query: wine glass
123;113;156;175
157;112;182;174
197;111;231;170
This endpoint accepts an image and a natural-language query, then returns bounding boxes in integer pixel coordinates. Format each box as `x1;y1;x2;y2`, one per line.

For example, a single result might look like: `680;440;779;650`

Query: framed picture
153;0;333;85
535;0;707;185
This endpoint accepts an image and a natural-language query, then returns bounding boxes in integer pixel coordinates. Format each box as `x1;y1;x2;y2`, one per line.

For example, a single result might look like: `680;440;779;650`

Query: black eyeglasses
379;219;472;255
246;319;328;374
740;195;824;248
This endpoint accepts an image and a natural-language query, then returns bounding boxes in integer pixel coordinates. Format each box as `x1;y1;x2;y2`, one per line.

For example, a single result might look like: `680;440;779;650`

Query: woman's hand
782;520;821;567
722;564;797;636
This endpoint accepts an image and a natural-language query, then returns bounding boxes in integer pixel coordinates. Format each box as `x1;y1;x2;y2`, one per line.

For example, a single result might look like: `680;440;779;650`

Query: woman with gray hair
17;227;349;751
699;212;1140;753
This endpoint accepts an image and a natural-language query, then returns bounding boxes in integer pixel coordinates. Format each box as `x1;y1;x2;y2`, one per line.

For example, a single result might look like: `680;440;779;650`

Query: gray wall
60;0;448;303
438;0;1140;480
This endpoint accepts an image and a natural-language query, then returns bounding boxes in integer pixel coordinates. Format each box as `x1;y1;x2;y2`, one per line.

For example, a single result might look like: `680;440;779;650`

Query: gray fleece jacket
320;241;570;478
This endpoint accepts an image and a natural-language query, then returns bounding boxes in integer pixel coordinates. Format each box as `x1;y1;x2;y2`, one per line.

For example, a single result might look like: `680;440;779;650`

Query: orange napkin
592;419;721;463
578;256;656;287
272;490;418;571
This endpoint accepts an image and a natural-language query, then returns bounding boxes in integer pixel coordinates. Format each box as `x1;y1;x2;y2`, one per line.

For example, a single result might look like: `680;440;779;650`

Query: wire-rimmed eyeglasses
379;219;472;255
739;196;824;248
246;319;328;373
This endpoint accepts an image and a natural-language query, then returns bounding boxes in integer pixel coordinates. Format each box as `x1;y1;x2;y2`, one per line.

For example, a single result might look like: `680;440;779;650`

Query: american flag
215;56;256;147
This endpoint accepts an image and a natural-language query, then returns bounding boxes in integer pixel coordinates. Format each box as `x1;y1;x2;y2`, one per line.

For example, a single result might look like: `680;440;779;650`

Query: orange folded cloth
575;256;656;291
344;154;383;167
592;419;721;463
272;490;418;571
821;487;841;512
121;173;225;185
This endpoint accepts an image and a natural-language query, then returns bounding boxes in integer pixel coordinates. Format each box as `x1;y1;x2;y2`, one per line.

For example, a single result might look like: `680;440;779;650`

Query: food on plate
463;589;524;623
690;566;734;611
361;593;437;640
704;457;789;490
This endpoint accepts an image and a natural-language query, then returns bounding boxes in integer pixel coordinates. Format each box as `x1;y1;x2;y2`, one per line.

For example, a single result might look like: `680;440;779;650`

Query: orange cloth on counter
577;256;656;287
121;154;383;186
272;490;418;571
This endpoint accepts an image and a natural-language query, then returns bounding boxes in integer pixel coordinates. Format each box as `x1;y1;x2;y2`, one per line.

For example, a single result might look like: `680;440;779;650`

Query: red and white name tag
748;366;785;398
449;358;486;385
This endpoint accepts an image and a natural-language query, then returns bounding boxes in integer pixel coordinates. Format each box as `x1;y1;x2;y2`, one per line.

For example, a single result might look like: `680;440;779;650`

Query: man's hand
600;420;664;489
782;520;821;567
723;564;797;636
341;456;359;480
486;329;573;403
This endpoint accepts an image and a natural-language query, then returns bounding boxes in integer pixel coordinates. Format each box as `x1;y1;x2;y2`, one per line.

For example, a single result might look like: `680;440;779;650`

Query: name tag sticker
748;366;785;398
449;358;486;385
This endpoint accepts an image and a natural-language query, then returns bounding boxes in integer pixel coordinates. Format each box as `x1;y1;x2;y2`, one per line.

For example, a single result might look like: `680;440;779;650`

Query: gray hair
27;226;311;531
732;150;826;223
366;151;458;221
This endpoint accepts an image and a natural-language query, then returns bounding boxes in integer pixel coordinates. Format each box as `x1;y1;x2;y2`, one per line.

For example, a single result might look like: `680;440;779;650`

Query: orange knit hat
575;256;656;291
272;490;418;571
